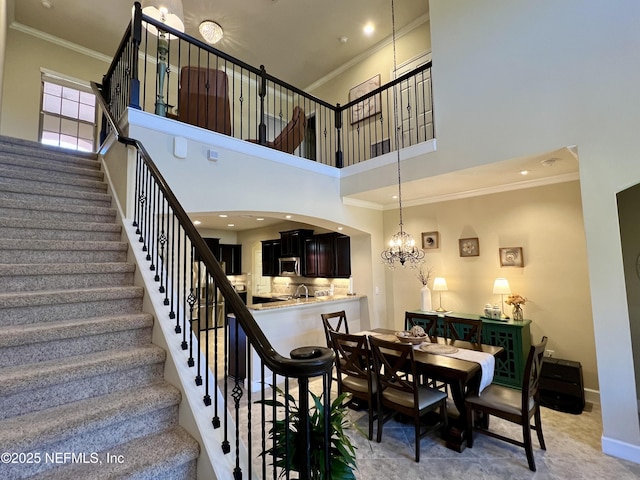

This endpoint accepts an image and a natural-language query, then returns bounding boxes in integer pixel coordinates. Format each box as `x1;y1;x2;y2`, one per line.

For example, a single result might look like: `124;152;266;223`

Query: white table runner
437;348;495;393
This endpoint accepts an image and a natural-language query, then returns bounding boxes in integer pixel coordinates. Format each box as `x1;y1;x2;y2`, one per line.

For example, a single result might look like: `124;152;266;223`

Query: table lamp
432;277;448;312
492;277;511;319
141;0;185;116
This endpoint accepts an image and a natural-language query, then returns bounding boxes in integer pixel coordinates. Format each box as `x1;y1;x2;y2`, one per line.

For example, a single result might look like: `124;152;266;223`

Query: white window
39;71;96;152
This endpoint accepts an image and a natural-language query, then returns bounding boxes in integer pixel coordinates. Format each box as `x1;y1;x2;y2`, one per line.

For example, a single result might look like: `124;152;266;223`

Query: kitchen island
244;294;367;391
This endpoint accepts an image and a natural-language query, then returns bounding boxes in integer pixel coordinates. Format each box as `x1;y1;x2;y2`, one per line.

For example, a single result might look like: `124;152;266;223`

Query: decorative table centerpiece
505;294;527;321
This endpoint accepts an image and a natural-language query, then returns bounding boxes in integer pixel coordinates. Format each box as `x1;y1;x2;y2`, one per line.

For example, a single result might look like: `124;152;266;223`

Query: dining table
364;328;505;452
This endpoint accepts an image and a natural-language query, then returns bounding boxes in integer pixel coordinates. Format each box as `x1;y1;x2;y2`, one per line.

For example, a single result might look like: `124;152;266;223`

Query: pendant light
380;0;425;268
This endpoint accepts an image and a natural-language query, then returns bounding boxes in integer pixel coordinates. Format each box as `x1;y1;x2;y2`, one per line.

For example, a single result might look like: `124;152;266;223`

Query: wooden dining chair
329;330;377;440
445;316;483;344
321;310;349;349
368;335;448;462
464;336;548;471
405;311;439;338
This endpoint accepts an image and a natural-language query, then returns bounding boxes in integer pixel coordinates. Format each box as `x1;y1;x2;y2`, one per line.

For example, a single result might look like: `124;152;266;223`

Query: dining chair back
330;330;376;440
405;312;439;338
321;311;349;349
464;336;548;471
368;335;448;462
445;316;483;344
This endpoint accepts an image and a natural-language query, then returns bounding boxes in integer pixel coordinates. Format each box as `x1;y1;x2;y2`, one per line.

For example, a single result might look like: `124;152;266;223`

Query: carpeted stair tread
0;179;112;206
0;382;182;451
0;238;126;253
0;166;108;193
0;135;98;164
0;344;165;396
0;262;134;277
0;217;122;242
31;426;199;480
0;198;116;218
0;153;105;180
0;312;153;349
0;285;143;309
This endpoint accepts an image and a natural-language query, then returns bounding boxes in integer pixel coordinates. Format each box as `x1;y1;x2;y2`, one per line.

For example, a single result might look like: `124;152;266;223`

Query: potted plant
257;387;358;480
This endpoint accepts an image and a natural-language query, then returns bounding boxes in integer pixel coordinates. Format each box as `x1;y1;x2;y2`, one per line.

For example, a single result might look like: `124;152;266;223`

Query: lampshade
199;20;224;44
141;0;185;35
432;277;448;292
493;278;511;295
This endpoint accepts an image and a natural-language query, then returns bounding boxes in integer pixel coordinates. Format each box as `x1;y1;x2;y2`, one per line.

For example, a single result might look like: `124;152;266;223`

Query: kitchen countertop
248;293;365;311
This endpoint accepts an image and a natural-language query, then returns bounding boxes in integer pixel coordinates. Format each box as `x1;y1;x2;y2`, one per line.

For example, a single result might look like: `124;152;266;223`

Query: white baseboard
602;436;640;464
584;387;600;405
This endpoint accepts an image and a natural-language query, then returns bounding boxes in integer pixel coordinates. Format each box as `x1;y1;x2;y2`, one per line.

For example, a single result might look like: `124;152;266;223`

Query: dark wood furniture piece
405;311;438;338
540;357;585;414
445;316;483;344
260;239;281;276
407;311;531;389
329;330;377;440
279;229;313;257
303;232;351;278
320;310;349;349
465;336;548;471
175;67;231;135
369;335;448;462
370;328;503;452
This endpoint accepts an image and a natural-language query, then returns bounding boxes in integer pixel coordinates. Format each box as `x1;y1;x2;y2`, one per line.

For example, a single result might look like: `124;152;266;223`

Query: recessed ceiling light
41;0;52;8
392;195;398;200
257;218;265;221
363;23;374;36
520;170;529;175
285;215;292;219
193;220;201;225
227;223;235;227
541;157;560;167
338;227;344;231
339;36;348;44
219;214;228;218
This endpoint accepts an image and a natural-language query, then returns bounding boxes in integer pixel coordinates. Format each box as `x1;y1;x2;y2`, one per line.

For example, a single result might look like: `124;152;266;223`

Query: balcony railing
101;2;433;168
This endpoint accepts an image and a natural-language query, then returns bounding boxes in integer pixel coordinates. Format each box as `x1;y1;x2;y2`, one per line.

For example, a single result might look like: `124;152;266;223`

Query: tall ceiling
10;0;429;88
7;0;579;232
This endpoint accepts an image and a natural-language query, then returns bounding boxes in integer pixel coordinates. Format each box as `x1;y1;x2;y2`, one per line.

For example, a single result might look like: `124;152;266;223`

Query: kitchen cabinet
261;239;281;276
303;233;351;278
195;237;220;262
219;244;242;275
279;229;313;257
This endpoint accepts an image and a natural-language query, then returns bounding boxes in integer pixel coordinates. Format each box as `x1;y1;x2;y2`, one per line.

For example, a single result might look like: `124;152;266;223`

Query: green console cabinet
407;311;532;389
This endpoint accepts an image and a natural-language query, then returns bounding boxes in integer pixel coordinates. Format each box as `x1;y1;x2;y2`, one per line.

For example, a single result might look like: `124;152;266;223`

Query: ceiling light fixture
520;170;529;175
199;20;224;44
380;0;425;269
219;214;228;218
193;220;201;225
363;23;375;36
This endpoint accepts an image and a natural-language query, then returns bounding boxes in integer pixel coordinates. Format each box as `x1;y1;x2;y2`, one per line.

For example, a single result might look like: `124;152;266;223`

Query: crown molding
10;21;112;64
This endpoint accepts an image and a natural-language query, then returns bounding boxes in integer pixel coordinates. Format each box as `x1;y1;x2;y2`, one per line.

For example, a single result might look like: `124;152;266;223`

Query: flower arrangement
505;294;527;306
416;266;433;286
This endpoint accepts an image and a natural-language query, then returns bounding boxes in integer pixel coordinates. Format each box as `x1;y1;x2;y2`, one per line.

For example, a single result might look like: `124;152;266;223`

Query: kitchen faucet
295;284;308;299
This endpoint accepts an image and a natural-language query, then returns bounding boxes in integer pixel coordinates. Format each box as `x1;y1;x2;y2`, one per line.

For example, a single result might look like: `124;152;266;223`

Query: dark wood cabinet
303;233;351;278
219;244;242;275
261;239;281;276
280;229;314;257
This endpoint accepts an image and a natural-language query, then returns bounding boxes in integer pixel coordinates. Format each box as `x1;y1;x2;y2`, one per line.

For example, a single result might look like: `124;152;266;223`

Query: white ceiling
8;0;580;232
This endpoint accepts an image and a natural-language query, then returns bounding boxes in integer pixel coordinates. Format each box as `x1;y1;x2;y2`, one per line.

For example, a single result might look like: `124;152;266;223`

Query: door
394;52;433;148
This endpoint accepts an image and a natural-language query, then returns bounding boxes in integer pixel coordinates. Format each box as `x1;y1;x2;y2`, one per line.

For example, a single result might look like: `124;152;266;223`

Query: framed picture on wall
349;74;381;124
499;247;524;267
459;237;480;257
422;231;439;249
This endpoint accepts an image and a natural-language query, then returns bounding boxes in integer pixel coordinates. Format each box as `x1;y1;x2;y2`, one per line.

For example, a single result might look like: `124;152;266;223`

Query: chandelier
380;0;425;268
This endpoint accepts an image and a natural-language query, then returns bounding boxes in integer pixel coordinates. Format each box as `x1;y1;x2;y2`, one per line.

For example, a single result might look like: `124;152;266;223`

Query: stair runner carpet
0;136;199;479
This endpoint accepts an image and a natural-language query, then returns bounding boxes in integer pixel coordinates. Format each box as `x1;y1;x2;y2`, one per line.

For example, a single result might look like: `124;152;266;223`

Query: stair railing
92;81;335;480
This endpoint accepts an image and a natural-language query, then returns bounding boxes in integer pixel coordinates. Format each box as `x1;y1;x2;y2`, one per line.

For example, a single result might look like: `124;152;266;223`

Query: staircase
0;136;200;479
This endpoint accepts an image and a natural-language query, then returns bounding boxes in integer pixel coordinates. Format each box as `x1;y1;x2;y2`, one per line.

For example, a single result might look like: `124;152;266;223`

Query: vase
512;304;524;321
421;285;432;312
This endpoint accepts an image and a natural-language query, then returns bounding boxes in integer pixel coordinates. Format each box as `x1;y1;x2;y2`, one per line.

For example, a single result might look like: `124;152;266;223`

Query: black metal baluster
195;256;202;386
158;196;166;290
187;252;196;366
149;181;157;271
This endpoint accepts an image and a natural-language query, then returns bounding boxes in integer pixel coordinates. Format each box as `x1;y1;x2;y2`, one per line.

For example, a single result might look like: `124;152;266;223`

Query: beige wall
0;28;108;141
383;180;596;389
428;0;640;458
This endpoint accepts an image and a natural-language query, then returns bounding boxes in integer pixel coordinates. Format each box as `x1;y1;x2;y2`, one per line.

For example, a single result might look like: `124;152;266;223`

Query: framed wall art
422;231;440;249
499;247;524;267
459;237;480;257
349;74;381;124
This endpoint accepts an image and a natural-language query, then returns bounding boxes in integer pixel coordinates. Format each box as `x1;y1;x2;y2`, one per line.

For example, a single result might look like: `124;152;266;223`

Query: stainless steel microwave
279;257;300;276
